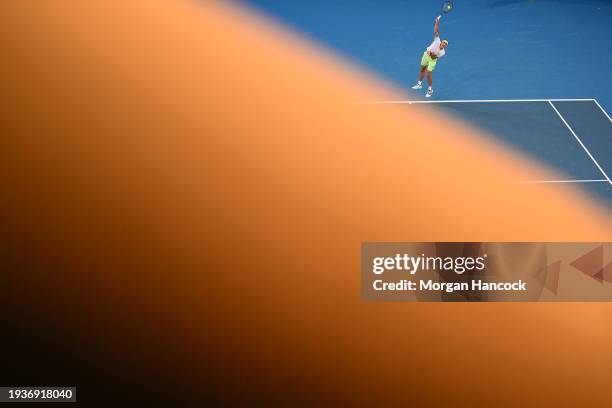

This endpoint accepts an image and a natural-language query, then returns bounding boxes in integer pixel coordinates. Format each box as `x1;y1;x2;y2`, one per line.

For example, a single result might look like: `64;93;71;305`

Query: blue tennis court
245;0;612;203
369;98;612;201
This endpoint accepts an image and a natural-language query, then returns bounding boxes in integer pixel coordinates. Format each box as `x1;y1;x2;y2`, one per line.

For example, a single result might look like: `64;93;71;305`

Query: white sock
428;86;432;90
417;80;422;84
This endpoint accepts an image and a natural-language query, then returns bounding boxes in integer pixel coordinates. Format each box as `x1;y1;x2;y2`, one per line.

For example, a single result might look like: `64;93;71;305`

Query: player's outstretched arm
434;15;441;38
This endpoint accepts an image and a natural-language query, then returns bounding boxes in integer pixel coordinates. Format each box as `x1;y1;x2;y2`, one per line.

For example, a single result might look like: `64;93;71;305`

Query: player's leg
425;61;436;98
419;66;427;81
412;52;430;89
412;66;426;89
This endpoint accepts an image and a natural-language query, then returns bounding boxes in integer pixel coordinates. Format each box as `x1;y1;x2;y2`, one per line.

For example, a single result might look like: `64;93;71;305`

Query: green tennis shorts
420;52;438;72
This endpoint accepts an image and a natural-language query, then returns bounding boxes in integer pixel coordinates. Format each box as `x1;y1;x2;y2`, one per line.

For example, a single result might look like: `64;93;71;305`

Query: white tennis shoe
411;81;423;90
425;87;433;98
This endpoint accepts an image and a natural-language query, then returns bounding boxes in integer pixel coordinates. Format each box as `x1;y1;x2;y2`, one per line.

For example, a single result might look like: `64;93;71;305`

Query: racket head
441;1;453;14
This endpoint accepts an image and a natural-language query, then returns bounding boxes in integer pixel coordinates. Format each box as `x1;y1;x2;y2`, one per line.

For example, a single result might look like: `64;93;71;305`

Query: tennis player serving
412;15;449;98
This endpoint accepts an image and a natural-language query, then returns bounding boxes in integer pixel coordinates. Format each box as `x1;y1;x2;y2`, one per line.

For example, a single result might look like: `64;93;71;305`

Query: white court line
363;98;596;104
364;98;612;186
512;179;608;184
548;100;612;186
593;99;612;123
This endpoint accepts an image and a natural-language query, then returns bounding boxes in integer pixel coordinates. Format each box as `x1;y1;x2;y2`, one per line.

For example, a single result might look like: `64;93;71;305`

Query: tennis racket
441;1;454;14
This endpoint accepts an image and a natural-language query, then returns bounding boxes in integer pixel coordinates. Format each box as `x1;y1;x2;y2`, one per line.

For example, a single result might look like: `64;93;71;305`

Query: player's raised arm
434;15;441;38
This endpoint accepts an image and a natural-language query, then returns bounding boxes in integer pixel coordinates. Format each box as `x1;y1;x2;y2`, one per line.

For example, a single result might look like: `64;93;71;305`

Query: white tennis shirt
426;36;446;58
